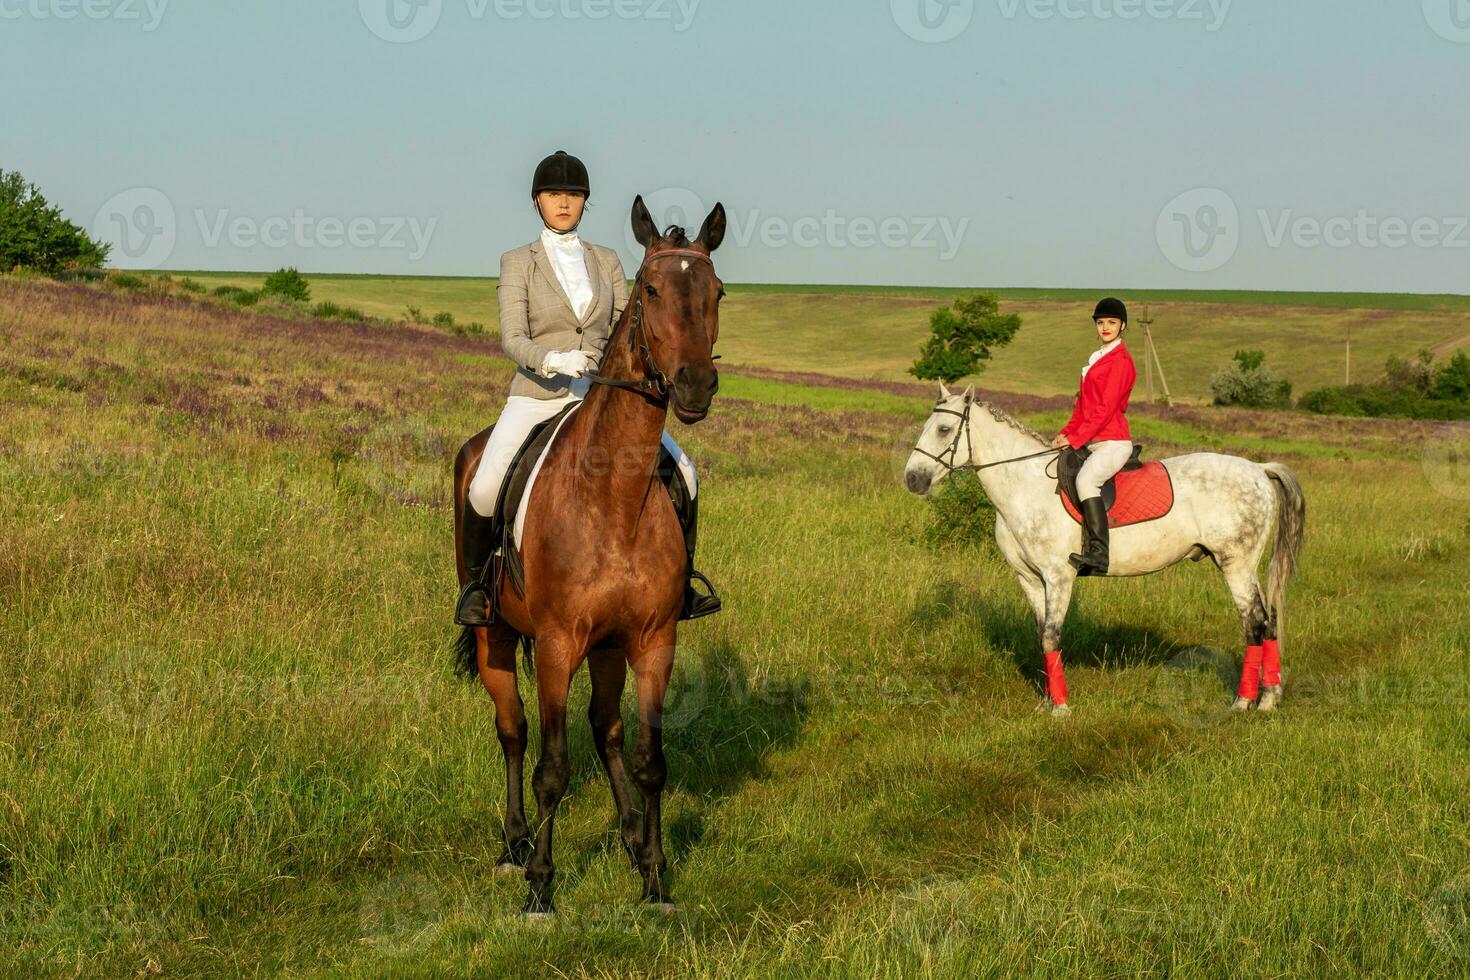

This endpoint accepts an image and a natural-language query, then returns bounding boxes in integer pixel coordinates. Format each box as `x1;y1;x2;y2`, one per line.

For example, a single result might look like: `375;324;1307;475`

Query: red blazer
1061;342;1137;450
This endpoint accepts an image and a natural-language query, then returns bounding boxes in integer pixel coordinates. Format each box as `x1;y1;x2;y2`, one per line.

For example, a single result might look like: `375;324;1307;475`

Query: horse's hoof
646;901;677;915
1257;687;1283;713
1230;696;1254;712
520;909;555;924
1050;703;1072;719
494;861;524;878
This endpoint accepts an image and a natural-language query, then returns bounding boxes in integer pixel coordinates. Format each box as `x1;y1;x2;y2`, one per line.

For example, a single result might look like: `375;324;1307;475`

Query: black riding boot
677;493;722;621
454;505;500;627
1068;497;1111;577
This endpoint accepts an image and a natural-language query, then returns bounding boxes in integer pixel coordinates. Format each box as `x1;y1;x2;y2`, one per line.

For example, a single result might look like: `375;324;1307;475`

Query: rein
584;247;715;402
911;399;1063;473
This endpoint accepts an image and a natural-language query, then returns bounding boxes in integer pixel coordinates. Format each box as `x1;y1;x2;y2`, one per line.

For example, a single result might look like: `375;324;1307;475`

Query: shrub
312;301;365;322
1298;384;1470;420
1431;350;1470;402
923;470;997;548
110;273;147;291
1384;348;1434;395
262;267;311;302
0;169;111;273
431;311;456;330
403;305;424;323
177;277;205;293
910;293;1022;383
1210;350;1293;409
459;320;485;337
212;285;260;307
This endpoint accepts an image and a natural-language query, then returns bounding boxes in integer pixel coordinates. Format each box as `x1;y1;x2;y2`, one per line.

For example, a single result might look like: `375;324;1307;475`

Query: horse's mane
661;225;690;246
980;401;1047;445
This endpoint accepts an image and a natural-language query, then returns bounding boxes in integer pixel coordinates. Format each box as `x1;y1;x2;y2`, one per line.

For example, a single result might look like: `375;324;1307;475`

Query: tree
0;169;110;273
262;267;311;302
909;293;1022;383
1432;350;1470;402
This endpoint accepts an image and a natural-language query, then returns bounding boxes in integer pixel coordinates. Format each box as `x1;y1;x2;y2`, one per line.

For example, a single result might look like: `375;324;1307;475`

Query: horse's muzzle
672;364;718;423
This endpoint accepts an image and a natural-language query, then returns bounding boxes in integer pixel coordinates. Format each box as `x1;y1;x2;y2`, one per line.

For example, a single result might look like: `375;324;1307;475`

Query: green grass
162;271;1470;404
3;275;1470;976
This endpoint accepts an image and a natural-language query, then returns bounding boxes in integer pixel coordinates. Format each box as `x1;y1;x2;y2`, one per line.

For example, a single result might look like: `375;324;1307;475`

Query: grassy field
168;270;1470;404
3;275;1470;976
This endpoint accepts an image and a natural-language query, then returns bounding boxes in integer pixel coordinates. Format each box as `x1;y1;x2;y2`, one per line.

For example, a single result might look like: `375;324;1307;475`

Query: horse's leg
587;648;642;869
1040;573;1076;717
628;632;677;907
1220;558;1272;711
475;623;531;870
1014;569;1050;710
523;632;585;917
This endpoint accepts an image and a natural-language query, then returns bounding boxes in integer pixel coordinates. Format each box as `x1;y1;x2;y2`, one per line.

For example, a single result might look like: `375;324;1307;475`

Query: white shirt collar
1082;338;1122;379
541;226;582;251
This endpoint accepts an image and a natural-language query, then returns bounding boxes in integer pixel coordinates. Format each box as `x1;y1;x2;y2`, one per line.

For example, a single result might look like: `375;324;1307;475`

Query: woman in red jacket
1049;297;1138;575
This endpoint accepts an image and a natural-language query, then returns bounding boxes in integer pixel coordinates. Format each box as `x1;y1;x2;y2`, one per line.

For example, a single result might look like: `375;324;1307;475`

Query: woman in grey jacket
457;151;719;624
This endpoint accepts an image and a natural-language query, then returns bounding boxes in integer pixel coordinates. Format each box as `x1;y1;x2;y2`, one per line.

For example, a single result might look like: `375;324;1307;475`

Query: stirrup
454;564;494;627
680;570;722;621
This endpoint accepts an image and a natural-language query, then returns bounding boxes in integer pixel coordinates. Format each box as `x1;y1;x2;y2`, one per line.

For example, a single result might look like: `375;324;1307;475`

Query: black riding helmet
532;150;590;199
1093;297;1128;325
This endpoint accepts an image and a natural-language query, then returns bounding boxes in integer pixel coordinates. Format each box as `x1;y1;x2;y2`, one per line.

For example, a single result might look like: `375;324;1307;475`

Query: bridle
911;398;1063;474
585;246;716;403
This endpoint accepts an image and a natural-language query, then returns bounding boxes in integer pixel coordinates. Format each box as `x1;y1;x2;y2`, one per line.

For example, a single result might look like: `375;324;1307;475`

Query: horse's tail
1262;462;1306;646
450;625;534;682
452;626;478;682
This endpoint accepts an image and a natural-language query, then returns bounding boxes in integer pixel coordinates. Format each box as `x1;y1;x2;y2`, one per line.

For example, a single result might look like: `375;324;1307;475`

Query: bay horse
904;384;1305;717
451;195;726;916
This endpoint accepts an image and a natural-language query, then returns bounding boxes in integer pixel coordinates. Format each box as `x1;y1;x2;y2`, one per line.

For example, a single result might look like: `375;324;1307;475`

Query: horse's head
904;381;975;496
629;194;726;424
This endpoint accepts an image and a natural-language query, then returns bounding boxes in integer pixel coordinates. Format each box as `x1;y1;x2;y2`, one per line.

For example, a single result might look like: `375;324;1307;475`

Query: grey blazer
497;237;629;400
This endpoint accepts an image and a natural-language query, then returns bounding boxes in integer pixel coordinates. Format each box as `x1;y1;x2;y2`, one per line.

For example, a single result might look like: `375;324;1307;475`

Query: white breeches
466;381;698;518
1075;439;1134;502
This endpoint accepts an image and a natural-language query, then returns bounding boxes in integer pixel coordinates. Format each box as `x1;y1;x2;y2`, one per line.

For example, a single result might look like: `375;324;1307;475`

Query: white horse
904;383;1305;718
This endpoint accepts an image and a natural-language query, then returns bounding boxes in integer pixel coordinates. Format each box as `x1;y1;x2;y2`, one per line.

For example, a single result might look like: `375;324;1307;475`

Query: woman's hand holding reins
540;349;599;380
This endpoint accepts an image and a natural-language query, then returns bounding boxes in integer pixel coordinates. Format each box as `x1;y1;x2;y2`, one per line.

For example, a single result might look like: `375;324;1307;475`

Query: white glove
539;349;599;380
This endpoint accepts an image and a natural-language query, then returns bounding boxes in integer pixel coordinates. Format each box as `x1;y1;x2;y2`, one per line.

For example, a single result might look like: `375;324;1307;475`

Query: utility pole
1138;304;1172;406
1346;322;1352;385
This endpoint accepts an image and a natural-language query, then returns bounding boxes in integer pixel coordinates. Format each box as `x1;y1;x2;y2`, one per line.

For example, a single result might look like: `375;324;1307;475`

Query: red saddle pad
1060;461;1175;528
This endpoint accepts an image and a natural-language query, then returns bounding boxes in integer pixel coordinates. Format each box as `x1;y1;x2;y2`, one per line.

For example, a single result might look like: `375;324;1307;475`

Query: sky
3;0;1468;292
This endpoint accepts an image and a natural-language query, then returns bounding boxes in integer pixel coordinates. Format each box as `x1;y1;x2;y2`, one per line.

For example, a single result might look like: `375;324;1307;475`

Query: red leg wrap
1261;638;1281;687
1044;651;1068;706
1238;645;1264;701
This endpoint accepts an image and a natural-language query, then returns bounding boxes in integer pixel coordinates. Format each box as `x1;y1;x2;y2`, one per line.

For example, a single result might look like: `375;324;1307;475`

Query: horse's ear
631;195;659;248
962;385;975;403
937;380;951;400
696;202;726;252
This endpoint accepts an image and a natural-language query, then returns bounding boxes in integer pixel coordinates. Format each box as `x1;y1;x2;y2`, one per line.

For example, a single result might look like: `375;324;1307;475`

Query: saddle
1057;444;1175;529
487;404;692;602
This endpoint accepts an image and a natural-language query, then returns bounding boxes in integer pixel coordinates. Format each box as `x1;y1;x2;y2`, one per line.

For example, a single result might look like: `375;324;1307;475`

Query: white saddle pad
511;404;582;549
